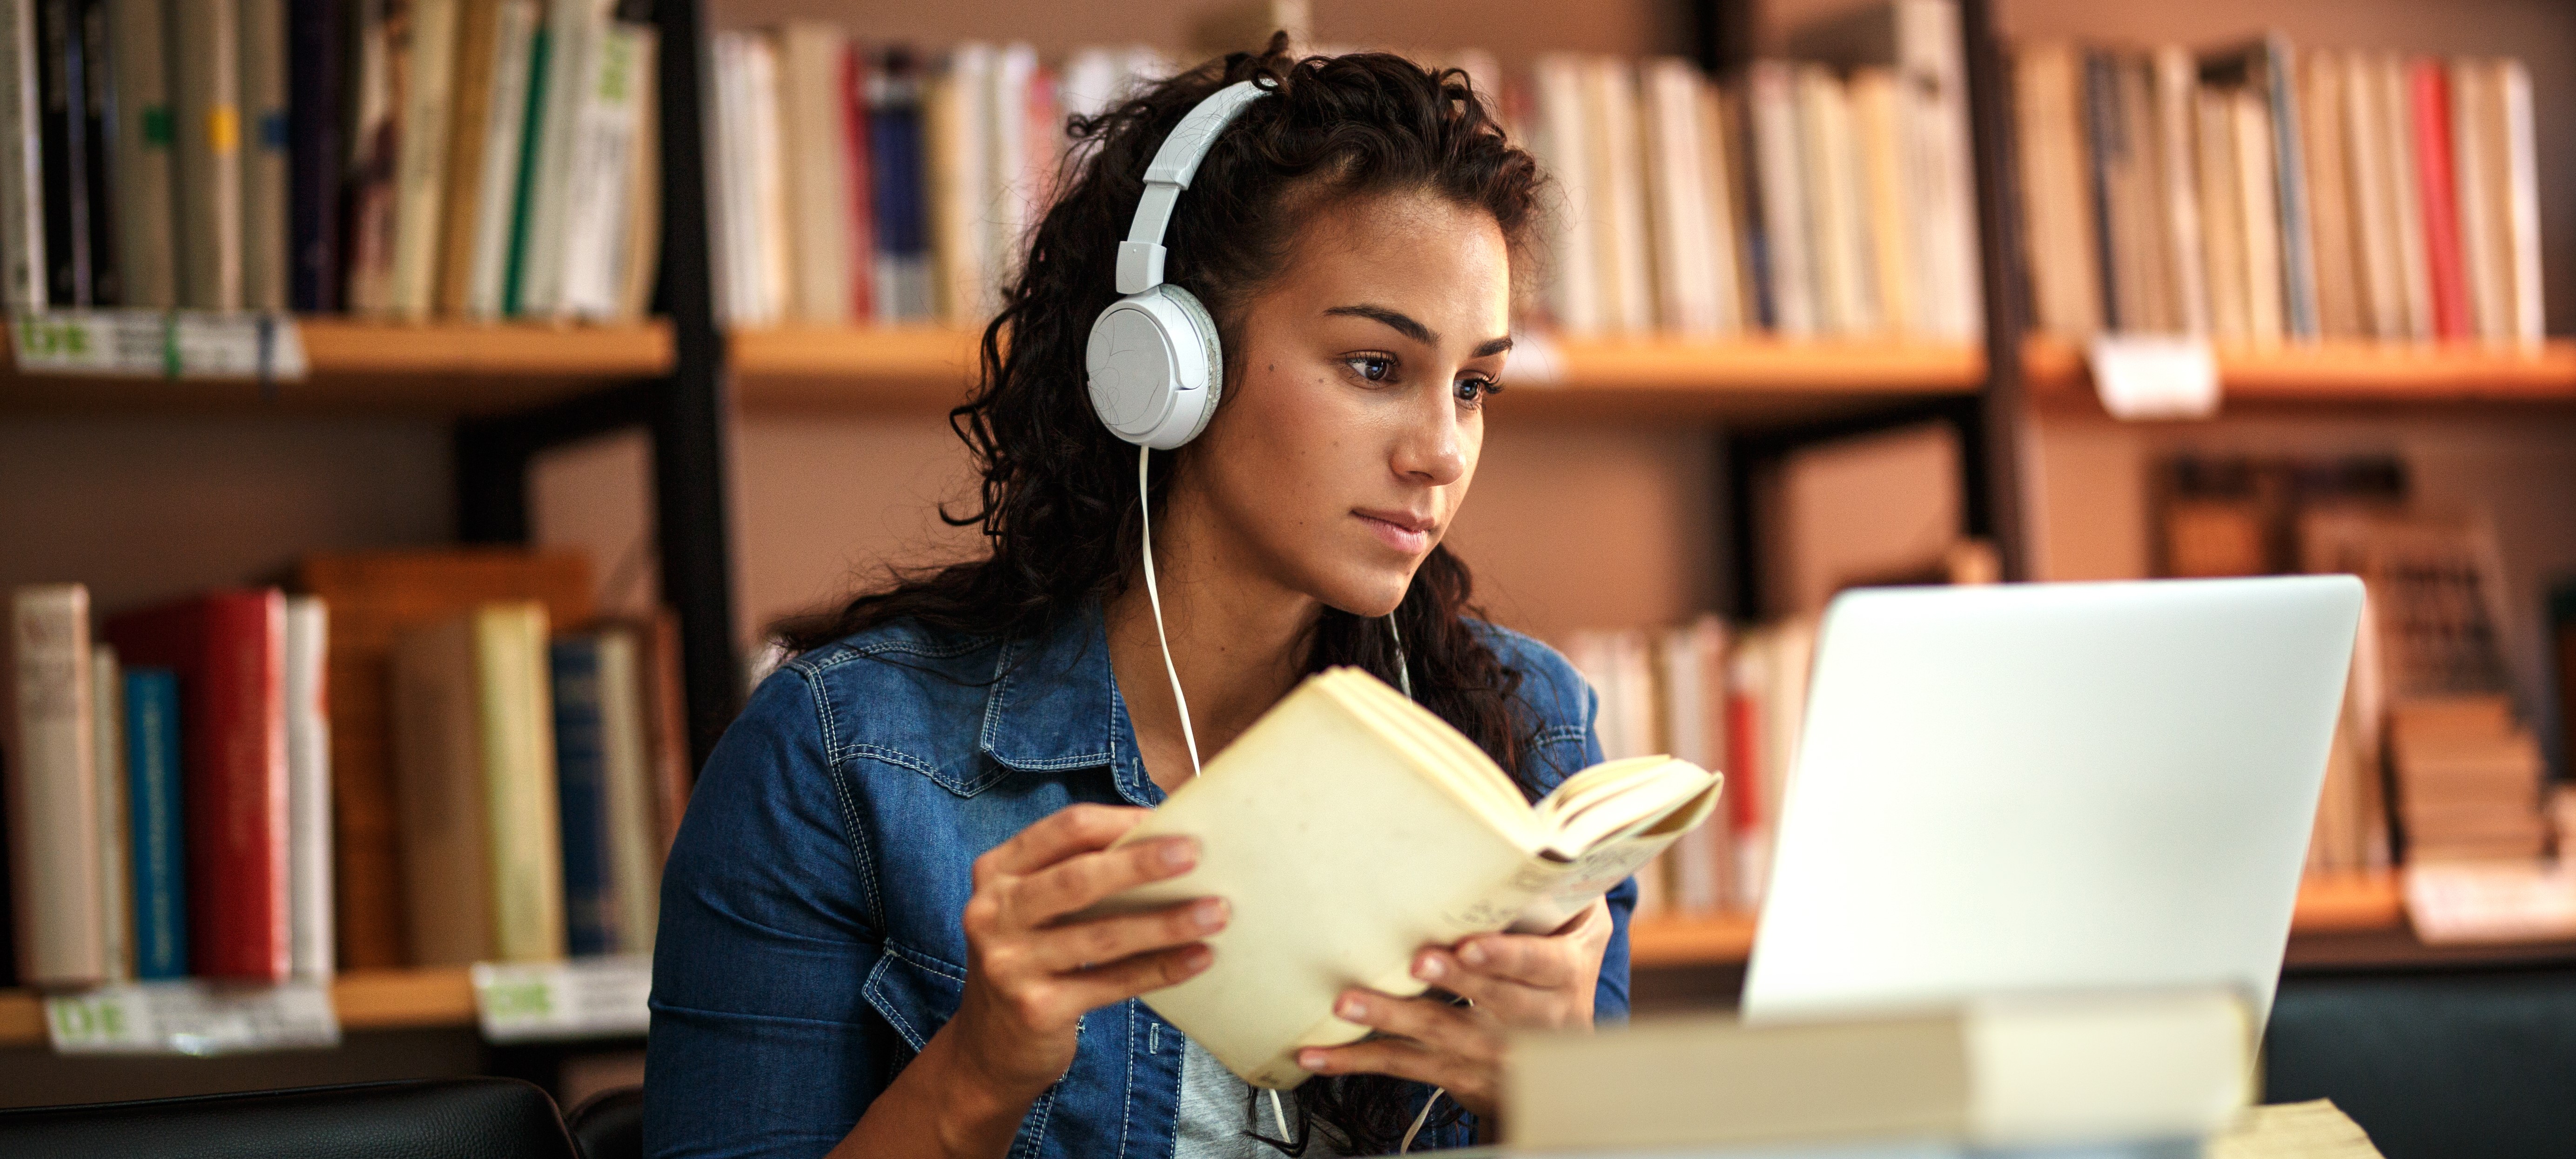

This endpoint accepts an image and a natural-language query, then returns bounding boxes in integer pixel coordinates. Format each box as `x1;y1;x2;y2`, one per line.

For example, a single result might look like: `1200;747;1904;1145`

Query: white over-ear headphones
1084;79;1272;449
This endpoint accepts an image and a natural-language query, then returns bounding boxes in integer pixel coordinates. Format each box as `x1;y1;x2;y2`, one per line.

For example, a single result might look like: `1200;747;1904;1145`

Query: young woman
645;40;1633;1159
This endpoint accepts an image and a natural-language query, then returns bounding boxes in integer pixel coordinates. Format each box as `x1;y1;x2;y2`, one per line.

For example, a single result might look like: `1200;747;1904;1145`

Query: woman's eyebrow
1323;304;1513;358
1324;303;1436;344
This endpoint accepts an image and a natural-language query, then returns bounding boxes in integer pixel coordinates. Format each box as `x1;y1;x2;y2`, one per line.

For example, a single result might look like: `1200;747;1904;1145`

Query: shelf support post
1958;0;2032;579
651;0;744;773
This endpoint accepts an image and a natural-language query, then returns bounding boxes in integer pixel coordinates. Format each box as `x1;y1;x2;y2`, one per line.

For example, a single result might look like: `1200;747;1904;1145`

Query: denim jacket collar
975;600;1166;808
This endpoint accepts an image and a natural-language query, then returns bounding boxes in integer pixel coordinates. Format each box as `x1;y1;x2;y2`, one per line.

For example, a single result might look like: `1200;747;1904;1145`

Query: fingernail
1413;953;1446;982
1161;840;1196;869
1460;941;1489;967
1298;1050;1326;1070
1193;898;1228;930
1183;944;1213;970
1338;995;1367;1020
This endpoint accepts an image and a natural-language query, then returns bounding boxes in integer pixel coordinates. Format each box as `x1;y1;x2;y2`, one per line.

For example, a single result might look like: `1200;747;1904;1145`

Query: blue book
551;638;617;957
125;668;186;979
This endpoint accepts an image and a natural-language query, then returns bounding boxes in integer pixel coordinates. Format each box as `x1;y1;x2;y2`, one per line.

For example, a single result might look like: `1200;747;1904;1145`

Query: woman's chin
1318;570;1418;620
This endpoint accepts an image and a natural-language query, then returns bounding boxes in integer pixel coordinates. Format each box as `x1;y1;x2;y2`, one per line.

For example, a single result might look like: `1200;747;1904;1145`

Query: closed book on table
124;667;186;979
103;589;290;982
7;584;106;987
390;602;566;965
295;548;590;970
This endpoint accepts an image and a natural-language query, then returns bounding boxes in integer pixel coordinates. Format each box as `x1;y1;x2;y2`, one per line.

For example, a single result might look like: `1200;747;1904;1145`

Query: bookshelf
2021;336;2576;407
0;874;2424;1049
0;321;676;415
1627;873;2414;969
730;325;1985;423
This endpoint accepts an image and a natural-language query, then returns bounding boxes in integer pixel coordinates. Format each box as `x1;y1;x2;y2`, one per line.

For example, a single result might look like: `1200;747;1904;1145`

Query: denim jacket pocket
861;941;969;1053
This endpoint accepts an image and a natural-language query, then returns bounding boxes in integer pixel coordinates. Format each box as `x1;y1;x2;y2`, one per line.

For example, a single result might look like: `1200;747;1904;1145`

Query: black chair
0;1076;579;1159
2266;970;2576;1159
566;1085;644;1159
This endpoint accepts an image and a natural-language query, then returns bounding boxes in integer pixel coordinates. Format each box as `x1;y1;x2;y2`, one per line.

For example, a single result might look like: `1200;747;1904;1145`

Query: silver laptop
1742;576;2365;1028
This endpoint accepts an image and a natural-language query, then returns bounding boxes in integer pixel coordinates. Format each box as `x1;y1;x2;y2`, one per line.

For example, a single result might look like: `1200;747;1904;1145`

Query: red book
104;590;291;982
1724;689;1762;837
2410;60;2473;341
841;42;877;322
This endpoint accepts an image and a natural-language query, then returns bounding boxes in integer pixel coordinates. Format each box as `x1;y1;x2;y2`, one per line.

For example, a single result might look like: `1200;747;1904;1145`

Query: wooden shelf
0;319;674;415
729;326;1985;423
0;966;478;1049
2024;334;2576;408
1631;873;2410;969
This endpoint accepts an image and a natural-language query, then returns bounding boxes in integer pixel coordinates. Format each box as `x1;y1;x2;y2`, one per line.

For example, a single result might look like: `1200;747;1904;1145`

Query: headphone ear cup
1157;285;1224;444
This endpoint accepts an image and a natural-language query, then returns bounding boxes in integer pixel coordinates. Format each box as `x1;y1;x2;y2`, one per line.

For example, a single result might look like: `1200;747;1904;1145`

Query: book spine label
125;667;186;979
8;586;103;985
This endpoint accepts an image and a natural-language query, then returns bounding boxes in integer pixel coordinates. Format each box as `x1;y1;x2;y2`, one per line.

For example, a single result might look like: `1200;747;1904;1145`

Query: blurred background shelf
2023;335;2576;408
728;326;1984;423
1631;873;2410;969
0;967;480;1049
0;320;674;416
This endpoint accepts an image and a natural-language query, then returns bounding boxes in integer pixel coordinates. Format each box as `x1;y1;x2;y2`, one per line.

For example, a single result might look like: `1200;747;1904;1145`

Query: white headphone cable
1139;445;1203;778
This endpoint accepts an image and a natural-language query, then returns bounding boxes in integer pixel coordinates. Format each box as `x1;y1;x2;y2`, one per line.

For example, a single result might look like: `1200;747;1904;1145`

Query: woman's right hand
945;803;1226;1104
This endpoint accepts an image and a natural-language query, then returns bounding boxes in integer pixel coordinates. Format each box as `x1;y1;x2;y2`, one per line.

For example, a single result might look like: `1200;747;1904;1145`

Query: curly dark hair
773;34;1550;1153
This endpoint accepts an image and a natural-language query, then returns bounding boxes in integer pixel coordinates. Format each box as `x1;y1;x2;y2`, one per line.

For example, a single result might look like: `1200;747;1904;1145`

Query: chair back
0;1076;580;1159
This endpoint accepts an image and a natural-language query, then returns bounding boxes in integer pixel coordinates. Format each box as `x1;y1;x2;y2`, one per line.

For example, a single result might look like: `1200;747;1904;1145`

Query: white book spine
1641;61;1716;336
2234;92;2284;346
1531;54;1597;334
987;42;1036;302
2153;48;2210;337
780;22;852;324
1800;67;1874;337
8;586;101;985
285;597;333;980
706;34;748;325
2447;60;2503;346
2497;59;2542;349
1589;58;1652;335
745;34;790;325
517;0;608;316
1749;61;1814;338
1896;0;1979;340
464;0;539;319
108;0;171;308
91;644;128;981
555;20;648;319
1693;80;1745;336
2378;55;2432;342
388;0;460;318
0;0;40;308
2339;52;2401;342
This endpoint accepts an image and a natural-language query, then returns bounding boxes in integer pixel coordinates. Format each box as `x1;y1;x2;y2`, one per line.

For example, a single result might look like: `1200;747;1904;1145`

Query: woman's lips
1355;510;1433;554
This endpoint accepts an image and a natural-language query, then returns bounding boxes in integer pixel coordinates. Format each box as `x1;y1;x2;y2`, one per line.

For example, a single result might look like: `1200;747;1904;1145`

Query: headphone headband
1116;80;1273;295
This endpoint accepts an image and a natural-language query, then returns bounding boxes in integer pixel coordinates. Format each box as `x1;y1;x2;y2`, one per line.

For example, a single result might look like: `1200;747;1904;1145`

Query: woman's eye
1454;377;1501;408
1346;355;1396;383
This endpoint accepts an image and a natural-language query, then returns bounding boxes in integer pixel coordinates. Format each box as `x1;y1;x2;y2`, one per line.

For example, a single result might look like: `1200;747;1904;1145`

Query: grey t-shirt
1176;1037;1350;1158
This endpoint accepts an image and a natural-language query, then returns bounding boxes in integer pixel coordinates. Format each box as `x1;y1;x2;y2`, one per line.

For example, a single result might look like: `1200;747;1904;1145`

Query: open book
1103;667;1722;1089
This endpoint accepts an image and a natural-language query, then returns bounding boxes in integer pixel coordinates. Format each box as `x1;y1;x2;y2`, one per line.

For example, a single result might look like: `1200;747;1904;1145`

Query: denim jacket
643;602;1634;1158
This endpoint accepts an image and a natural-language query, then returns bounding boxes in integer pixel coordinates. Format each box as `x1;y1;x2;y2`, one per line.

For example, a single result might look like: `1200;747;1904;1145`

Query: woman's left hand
1292;896;1614;1123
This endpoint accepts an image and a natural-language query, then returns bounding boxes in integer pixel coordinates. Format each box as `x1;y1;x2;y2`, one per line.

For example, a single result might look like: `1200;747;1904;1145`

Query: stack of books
2387;696;2548;863
0;0;662;322
2012;35;2543;347
703;0;1985;344
2;551;693;990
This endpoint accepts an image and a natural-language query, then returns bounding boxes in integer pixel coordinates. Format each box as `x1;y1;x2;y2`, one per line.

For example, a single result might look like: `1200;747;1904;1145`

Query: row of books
1562;616;1815;920
0;0;661;321
2014;36;2544;347
704;29;1164;328
1;554;689;988
701;0;1984;344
